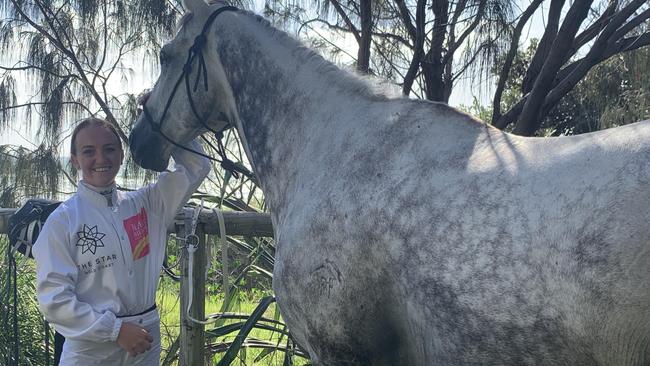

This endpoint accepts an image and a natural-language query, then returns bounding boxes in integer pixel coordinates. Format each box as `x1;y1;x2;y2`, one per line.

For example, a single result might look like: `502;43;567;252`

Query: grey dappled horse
129;0;650;364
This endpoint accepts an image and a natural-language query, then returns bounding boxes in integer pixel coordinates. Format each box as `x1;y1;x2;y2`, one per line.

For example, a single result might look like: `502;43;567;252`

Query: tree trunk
422;0;448;102
356;0;373;73
402;0;426;95
521;0;566;94
492;0;544;123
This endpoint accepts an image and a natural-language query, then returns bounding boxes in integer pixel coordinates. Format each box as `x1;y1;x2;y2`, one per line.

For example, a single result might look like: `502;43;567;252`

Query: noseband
141;5;254;180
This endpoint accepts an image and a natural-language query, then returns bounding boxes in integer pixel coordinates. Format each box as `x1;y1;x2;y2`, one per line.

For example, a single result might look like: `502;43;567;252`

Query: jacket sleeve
143;139;212;226
32;211;123;342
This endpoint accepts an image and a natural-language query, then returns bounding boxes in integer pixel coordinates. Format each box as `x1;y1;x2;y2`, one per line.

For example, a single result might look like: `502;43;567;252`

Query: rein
141;5;254;181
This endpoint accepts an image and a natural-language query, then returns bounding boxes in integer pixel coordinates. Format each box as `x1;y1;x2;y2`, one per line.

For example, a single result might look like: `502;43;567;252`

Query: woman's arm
142;139;212;225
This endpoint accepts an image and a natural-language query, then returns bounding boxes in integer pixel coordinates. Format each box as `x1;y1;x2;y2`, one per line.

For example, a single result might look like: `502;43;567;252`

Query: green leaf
216;296;275;366
161;335;180;366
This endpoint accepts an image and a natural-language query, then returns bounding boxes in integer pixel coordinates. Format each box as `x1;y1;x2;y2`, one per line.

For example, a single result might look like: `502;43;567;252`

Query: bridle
140;5;254;181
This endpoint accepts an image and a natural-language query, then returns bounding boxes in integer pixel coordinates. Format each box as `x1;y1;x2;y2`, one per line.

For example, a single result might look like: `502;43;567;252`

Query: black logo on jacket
76;224;106;254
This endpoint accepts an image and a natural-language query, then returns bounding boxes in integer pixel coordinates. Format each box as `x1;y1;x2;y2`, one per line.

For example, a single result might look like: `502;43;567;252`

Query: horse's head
129;0;238;171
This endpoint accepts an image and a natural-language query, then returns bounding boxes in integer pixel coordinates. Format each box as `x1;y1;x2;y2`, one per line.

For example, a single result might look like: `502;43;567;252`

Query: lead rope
184;200;228;325
216;206;229;301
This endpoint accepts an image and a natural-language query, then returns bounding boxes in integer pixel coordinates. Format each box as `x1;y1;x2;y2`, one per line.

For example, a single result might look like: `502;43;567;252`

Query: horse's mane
204;2;398;101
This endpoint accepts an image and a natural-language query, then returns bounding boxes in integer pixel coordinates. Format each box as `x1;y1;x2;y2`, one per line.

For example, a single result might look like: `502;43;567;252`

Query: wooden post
179;220;207;366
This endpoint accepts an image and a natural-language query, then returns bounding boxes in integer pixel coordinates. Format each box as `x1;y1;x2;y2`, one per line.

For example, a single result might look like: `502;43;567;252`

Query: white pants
59;309;161;366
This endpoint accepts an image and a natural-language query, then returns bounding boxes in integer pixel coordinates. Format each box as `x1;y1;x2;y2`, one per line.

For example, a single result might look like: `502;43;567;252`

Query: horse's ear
183;0;209;13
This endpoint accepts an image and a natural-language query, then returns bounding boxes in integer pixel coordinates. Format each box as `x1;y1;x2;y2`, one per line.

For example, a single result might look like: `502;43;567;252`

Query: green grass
156;279;309;366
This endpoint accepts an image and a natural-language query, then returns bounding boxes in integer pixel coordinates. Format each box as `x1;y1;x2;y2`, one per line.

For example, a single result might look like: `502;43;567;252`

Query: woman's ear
71;154;80;170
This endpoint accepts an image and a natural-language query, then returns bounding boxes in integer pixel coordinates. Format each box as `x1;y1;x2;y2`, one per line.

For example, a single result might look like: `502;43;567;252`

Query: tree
466;36;650;136
265;0;650;135
536;44;650;135
0;0;182;204
493;0;650;135
266;0;513;100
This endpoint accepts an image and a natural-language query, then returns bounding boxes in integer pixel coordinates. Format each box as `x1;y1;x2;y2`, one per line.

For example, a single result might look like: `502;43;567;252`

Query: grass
156;278;310;366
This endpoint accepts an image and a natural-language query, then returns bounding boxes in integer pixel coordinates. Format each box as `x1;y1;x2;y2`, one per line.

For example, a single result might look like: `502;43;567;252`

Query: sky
0;0;548;148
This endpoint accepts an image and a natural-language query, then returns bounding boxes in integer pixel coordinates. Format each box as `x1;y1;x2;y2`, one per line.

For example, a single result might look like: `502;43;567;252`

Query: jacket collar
78;181;119;208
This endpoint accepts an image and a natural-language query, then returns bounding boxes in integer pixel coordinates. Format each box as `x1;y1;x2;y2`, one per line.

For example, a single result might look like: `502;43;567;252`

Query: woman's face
71;125;124;187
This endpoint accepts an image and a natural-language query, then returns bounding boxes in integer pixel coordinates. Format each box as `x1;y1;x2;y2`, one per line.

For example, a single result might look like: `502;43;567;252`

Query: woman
33;117;210;365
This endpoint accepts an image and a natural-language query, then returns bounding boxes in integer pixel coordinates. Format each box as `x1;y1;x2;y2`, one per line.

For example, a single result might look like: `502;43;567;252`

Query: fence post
179;221;207;366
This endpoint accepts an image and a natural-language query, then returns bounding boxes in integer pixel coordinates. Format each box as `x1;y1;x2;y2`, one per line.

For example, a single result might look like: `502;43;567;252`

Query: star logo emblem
76;224;106;254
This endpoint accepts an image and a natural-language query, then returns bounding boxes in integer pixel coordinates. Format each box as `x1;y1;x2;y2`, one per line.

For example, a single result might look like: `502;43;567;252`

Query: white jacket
33;141;211;342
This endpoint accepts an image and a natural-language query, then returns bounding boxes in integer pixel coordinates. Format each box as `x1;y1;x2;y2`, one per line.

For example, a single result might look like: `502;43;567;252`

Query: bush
1;235;54;366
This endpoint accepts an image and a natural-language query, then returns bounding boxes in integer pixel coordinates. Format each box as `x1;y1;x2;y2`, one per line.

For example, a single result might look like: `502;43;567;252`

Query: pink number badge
123;208;150;260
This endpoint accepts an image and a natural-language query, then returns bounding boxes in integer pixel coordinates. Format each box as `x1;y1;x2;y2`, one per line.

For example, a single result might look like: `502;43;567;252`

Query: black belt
117;304;157;318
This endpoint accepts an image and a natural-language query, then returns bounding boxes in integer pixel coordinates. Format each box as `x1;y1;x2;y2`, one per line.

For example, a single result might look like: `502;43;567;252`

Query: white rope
185;200;217;325
184;200;229;325
215;207;229;300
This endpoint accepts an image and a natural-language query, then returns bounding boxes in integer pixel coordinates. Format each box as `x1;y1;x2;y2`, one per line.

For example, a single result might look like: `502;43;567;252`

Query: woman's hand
116;322;154;357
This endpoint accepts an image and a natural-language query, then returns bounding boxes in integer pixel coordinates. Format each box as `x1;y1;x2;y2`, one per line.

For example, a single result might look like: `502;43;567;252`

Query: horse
129;0;650;364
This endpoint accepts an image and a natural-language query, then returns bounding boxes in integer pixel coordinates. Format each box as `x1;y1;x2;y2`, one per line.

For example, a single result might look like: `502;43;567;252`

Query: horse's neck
214;13;376;212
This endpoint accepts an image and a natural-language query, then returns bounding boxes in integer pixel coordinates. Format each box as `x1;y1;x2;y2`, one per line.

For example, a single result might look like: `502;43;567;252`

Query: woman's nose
98;151;111;163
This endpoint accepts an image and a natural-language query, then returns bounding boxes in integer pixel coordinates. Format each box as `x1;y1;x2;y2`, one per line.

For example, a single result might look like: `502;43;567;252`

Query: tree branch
298;20;357;62
572;0;617;51
495;32;650;132
327;0;361;43
36;3;126;141
607;31;650;55
610;6;650;41
92;1;111;89
393;0;416;42
514;0;594;135
533;0;647;123
371;31;411;48
9;0;67;52
441;0;485;67
492;0;544;122
451;40;495;84
0;61;75;79
522;0;566;93
402;0;426;95
373;41;407;81
0;100;93;115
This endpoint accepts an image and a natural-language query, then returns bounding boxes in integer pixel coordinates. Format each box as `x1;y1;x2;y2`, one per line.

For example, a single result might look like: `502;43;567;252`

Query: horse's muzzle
129;116;171;172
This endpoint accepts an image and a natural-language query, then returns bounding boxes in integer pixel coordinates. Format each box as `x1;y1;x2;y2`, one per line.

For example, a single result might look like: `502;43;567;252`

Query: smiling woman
70;118;124;188
31;116;211;365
